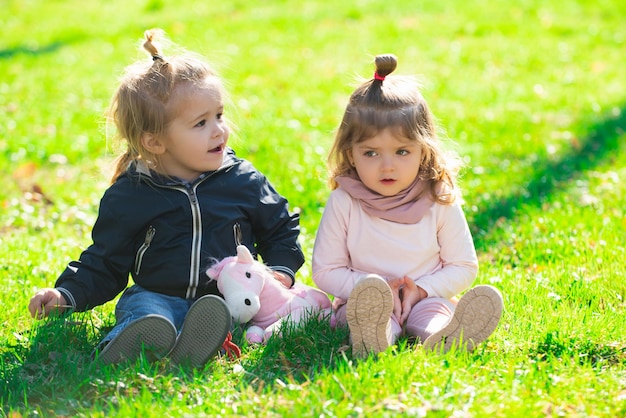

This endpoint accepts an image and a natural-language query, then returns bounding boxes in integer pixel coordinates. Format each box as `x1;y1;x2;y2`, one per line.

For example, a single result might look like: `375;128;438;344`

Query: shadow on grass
235;313;351;388
0;313;349;413
0;41;65;60
529;330;626;368
0;314;101;413
470;105;626;248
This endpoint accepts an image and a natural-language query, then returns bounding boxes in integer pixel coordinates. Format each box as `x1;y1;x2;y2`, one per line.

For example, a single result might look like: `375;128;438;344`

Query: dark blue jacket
56;148;304;311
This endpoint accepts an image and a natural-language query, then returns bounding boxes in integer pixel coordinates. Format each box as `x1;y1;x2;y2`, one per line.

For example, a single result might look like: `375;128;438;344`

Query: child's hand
272;271;294;288
399;276;427;324
28;288;68;319
387;277;404;324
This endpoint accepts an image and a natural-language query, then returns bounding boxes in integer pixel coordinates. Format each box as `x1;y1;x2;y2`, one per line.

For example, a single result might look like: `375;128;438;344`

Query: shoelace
221;332;241;359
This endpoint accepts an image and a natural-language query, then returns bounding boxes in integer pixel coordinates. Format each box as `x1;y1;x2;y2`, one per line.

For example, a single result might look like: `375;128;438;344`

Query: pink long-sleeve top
312;188;478;302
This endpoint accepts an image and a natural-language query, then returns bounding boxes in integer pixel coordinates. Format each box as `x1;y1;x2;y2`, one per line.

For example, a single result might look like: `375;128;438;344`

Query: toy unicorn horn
207;245;331;344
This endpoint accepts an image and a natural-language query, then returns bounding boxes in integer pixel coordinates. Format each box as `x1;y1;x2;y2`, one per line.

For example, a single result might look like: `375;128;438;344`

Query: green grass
2;0;626;416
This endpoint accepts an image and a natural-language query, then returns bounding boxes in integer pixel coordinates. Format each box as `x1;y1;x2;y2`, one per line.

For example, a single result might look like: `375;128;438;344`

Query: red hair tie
374;72;386;81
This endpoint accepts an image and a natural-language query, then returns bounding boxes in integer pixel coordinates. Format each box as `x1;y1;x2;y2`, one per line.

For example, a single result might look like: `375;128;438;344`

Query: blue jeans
99;285;199;347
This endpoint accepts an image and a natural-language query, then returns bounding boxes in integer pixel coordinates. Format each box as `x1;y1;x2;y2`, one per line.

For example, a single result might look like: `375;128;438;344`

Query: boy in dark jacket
28;29;304;367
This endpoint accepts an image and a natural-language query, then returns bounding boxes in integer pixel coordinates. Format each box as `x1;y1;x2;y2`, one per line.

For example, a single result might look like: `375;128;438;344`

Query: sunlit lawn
1;0;626;416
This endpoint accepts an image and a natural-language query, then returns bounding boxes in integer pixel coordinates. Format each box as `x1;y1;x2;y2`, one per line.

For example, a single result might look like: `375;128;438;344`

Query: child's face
349;128;422;196
157;79;229;181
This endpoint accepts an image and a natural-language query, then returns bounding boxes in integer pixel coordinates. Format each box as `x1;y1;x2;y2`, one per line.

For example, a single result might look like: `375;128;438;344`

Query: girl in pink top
312;54;503;358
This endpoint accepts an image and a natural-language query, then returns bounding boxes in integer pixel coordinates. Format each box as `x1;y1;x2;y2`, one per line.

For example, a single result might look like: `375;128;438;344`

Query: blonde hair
107;29;223;183
328;54;461;204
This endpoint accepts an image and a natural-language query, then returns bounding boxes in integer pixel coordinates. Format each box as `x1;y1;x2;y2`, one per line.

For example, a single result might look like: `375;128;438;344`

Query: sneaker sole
346;275;393;358
97;314;177;365
169;295;232;367
422;285;503;352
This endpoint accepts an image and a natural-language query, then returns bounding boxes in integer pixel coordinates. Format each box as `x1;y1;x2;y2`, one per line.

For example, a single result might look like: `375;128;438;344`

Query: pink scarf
335;174;435;224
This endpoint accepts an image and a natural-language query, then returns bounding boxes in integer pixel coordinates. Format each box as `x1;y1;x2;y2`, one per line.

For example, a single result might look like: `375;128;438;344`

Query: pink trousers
334;297;456;343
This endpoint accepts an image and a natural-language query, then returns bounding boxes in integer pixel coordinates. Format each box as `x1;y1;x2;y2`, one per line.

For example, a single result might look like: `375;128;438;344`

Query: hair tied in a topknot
373;54;398;81
143;29;166;63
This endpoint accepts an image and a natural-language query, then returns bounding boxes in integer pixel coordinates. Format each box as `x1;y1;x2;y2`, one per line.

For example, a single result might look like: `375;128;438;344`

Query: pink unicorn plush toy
207;245;331;344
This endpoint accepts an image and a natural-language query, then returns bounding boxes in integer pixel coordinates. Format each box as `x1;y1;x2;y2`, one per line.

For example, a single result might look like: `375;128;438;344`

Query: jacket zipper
134;225;156;275
140;170;223;299
185;184;203;299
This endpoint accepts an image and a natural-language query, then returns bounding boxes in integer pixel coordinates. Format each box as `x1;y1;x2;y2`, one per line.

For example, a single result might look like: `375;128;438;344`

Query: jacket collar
127;148;239;186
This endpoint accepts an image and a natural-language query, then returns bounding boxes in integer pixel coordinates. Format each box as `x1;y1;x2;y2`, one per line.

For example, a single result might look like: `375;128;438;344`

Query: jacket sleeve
54;192;134;311
249;171;304;283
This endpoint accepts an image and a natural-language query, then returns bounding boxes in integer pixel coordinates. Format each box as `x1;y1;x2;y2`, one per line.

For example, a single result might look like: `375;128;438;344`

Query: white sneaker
422;285;503;352
345;274;394;358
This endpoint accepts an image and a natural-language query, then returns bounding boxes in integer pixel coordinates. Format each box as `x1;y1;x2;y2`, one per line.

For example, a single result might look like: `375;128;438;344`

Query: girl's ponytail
373;54;397;83
143;29;169;70
111;150;135;183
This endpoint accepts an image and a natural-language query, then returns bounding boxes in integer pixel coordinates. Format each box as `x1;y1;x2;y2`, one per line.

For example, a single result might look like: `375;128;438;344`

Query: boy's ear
141;133;166;155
